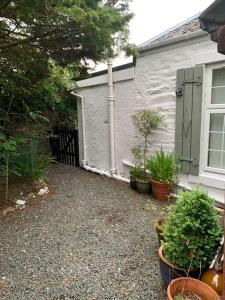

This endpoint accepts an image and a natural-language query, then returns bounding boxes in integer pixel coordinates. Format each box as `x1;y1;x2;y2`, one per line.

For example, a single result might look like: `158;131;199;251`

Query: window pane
210;113;224;131
208;150;222;168
211;87;225;104
212;68;225;86
209;132;223;150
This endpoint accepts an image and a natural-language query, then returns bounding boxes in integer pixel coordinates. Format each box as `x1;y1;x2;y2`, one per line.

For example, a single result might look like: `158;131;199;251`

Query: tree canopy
0;0;133;135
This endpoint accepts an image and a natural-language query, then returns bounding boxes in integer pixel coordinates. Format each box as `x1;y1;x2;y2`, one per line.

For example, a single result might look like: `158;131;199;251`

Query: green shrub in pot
163;188;223;270
129;165;144;190
130;164;151;194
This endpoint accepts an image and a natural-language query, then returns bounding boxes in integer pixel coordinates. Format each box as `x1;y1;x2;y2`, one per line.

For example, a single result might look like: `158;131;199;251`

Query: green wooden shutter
175;65;203;176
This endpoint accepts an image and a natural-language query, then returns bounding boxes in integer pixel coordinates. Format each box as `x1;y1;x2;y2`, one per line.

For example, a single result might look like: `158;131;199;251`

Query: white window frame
202;62;225;175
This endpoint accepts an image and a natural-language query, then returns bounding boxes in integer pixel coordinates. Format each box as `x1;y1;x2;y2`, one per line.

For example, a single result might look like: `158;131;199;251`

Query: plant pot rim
151;179;171;186
158;245;191;272
136;178;151;184
167;277;219;300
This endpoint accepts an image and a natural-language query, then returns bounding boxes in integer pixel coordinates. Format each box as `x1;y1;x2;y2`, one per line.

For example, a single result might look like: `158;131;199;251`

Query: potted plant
158;188;223;288
131;109;162;194
147;148;178;201
167;277;219;300
129;165;143;190
135;167;152;194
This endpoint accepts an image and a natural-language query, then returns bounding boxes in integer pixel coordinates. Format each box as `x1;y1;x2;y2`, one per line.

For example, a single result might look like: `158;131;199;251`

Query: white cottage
75;14;225;205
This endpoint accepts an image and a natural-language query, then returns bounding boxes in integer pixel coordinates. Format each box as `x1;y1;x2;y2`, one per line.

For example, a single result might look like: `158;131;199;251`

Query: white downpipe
108;60;116;175
71;92;88;166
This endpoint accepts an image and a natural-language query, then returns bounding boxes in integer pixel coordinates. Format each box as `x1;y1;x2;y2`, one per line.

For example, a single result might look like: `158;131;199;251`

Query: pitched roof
139;13;202;48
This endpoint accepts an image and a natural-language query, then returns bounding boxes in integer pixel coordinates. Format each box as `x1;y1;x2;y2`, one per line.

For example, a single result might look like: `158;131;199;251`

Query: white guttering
108;60;116;174
71;92;88;166
138;30;208;53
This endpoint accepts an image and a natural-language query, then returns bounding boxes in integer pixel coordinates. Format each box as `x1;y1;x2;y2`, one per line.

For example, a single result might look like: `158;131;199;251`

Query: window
204;64;225;174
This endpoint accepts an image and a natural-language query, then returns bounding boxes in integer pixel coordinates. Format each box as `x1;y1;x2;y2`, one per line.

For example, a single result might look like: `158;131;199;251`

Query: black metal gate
49;126;79;167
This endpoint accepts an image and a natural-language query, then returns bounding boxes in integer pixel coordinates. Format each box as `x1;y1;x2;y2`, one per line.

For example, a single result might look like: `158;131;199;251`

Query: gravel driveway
0;165;167;300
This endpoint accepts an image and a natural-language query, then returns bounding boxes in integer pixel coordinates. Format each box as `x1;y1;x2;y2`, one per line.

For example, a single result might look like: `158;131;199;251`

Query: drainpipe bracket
108;96;115;101
82;160;88;167
110;168;117;175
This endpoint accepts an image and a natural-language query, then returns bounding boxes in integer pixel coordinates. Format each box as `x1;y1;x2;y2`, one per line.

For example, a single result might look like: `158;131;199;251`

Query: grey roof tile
139;13;201;48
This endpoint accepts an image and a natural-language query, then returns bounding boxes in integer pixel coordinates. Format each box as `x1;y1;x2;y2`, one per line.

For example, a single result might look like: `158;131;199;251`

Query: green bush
0;134;27;200
163;188;223;269
17;140;54;182
147;148;179;183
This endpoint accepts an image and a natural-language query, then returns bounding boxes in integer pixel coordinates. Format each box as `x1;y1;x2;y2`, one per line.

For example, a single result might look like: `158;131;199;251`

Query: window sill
189;173;225;190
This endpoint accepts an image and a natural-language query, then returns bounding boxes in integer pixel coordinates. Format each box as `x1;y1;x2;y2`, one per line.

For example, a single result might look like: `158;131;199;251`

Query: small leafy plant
131;109;162;177
129;165;146;180
147;148;179;183
163;188;223;270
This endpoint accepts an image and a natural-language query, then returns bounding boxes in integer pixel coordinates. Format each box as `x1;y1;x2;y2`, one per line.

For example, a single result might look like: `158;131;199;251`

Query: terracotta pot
151;179;170;201
167;277;219;300
158;246;203;289
136;179;151;194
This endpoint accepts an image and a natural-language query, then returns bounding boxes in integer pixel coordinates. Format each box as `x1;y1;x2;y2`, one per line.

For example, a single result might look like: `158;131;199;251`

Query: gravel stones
0;165;167;299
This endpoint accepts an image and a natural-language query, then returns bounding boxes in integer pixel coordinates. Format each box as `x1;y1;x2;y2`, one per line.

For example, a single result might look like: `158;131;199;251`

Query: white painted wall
77;34;225;204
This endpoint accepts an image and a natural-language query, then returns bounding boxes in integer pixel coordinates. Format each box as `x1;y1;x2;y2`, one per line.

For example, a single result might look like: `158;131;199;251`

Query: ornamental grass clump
163;188;223;270
147;148;179;183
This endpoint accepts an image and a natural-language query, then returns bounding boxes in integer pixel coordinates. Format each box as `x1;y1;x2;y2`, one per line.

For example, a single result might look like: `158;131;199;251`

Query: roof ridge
138;12;201;48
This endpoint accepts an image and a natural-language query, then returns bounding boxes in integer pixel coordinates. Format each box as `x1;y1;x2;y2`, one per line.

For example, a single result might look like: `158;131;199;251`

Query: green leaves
131;109;162;175
131;109;162;138
147;148;179;183
163;188;223;269
0;135;26;200
16;140;55;182
0;0;133;136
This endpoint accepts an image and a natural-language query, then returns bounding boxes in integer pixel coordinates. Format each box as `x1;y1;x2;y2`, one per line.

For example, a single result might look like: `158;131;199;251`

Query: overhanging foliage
0;0;134;135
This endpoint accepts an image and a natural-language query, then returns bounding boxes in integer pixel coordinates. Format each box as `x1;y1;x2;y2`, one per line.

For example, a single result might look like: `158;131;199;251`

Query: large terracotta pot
158;246;203;289
167;277;219;300
151;179;170;201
